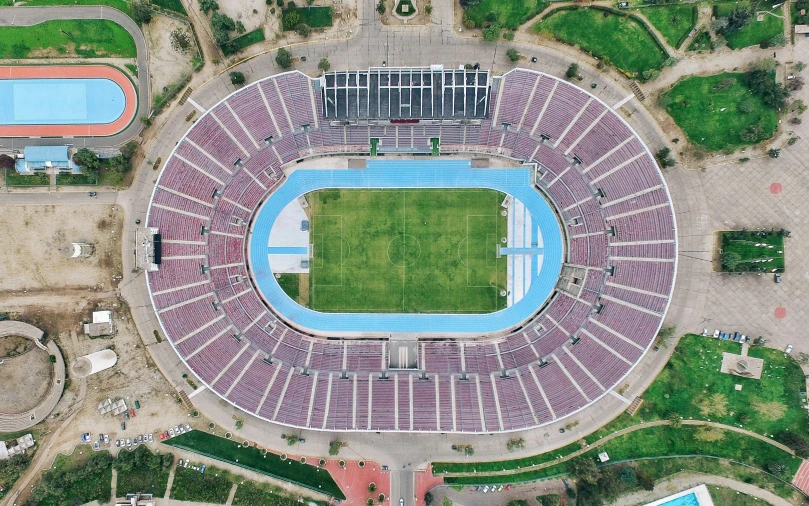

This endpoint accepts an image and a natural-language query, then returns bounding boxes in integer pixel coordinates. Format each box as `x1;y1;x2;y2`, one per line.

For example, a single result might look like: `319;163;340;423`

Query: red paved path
0;65;137;137
414;465;444;506
792;459;809;495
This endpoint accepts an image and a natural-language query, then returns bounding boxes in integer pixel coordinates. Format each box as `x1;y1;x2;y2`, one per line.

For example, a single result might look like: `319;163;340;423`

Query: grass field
436;334;808;476
715;3;784;49
0;19;137;58
720;230;785;273
56;173;98;186
5;170;49;187
223;28;265;56
282;6;333;30
462;0;548;30
533;7;667;75
306;189;508;314
115;446;173;497
151;0;188;15
639;5;697;48
163;431;345;499
233;481;320;506
663;73;778;151
32;450;113;506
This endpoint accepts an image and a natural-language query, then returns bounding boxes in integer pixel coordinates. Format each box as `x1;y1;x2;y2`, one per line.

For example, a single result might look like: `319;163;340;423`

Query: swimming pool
0;78;125;125
658;493;700;506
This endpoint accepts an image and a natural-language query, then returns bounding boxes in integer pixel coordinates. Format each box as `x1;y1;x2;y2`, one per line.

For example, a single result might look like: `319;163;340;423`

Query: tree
506;48;520;63
566;63;579;80
768;148;781;158
328;440;342;455
502;31;514;41
376;0;385;14
424;492;434;505
482;23;501;41
464;18;476;29
567;456;600;485
211;12;236;47
0;154;15;169
368;482;377;493
131;1;152;23
777;431;809;458
722;251;742;271
108;154;130;174
285;434;299;445
722;7;751;35
746;69;789;109
200;0;220;14
318;58;331;73
235;21;246;34
275;47;293;69
170;28;192;53
283;10;302;29
641;69;660;82
120;141;138;161
787;76;805;92
296;23;311;37
230;71;246;86
73;148;100;178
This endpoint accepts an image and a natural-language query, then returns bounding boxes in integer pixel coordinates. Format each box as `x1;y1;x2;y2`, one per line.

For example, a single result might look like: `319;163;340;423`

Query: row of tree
72;142;139;180
199;0;247;52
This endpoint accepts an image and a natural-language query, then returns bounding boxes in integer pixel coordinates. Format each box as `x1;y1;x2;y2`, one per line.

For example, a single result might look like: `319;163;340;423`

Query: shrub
425;5;432;14
502;31;514;41
170;28;192;53
229;71;246;86
641;69;660;82
73;148;101;178
275;47;292;69
318;58;331;73
482;23;501;41
464;18;476;29
283;10;302;28
296;23;311;37
566;63;579;80
506;48;520;62
746;69;789;110
739;123;762;142
200;0;219;14
655;147;675;168
738;99;754;113
377;0;385;14
211;12;236;47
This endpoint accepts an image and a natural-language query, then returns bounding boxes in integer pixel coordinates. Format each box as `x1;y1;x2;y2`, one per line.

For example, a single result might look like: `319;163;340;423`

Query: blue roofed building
15;145;75;173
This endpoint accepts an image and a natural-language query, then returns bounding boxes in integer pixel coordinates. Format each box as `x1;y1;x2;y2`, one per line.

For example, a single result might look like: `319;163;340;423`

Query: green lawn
710;485;775;506
436;335;808;476
663;73;778;151
444;426;801;486
533;7;667;75
56;173;98;186
170;466;233;504
225;28;265;55
686;30;711;51
115;446;173;497
163;431;345;499
21;0;132;17
462;0;547;30
720;230;785;273
639;5;696;48
715;3;784;49
282;6;333;30
0;19;137;58
6;170;49;187
125;63;139;77
306;189;508;314
277;273;301;302
151;0;188;15
29;450;113;506
395;0;415;17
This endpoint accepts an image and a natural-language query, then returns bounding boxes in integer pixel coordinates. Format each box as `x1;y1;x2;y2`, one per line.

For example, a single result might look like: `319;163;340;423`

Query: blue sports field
0;78;125;125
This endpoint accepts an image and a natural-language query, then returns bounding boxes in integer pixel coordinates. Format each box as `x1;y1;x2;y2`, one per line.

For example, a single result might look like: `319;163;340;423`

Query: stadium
146;66;677;433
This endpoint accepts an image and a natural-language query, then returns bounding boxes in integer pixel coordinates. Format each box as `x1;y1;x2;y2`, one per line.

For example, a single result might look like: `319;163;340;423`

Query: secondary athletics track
0;65;137;137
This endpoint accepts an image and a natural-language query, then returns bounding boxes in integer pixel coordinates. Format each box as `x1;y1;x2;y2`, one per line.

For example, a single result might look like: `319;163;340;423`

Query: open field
306;189;508;314
115;445;173;497
29;450;113;506
436;334;807;475
163;431;345;499
720;230;785;273
461;0;547;30
0;205;123;293
533;7;667;75
0;20;137;58
663;73;778;151
640;4;697;48
714;3;784;49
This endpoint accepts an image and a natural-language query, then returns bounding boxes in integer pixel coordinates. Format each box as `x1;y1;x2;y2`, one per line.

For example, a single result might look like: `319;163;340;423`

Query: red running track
0;65;137;137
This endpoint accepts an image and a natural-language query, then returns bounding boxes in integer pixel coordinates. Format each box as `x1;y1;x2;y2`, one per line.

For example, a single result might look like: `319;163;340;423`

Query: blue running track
249;160;563;334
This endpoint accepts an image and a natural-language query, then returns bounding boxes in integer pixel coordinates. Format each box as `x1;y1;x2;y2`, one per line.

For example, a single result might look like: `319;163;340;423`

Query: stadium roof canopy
320;66;491;121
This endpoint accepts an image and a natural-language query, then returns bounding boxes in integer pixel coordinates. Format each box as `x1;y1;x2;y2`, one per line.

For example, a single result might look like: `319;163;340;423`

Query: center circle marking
387;234;421;267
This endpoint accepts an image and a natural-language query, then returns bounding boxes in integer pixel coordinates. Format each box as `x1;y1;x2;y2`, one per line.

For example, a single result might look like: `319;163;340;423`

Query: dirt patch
143;14;196;98
695;393;729;417
0;205;123;294
751;399;787;421
0;335;34;357
0;346;52;414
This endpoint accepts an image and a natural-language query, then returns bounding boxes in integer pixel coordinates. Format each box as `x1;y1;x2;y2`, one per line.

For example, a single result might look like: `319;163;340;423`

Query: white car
786;344;793;354
104;434;109;444
148;434;154;443
186;423;192;431
169;428;175;437
712;329;720;338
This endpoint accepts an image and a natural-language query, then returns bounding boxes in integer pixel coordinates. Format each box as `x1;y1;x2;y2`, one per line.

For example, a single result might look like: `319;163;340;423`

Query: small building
84;310;114;337
117;493;155;506
0;434;35;460
15;145;75;173
796;24;809;34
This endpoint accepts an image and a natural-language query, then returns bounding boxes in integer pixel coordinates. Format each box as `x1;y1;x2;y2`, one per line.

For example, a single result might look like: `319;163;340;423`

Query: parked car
179;459;184;467
200;464;206;474
169;428;175;438
160;433;166;441
104;434;110;444
88;192;97;197
115;440;121;448
134;400;140;409
126;438;131;447
786;344;794;354
124;411;130;420
712;329;720;338
184;460;189;468
121;421;126;431
775;273;782;283
130;408;136;418
148;434;154;443
93;442;100;450
186;423;192;431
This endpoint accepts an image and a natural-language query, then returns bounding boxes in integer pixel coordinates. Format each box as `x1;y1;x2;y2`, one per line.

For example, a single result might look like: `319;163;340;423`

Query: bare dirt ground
0;345;51;414
143;14;197;98
217;0;267;34
0;204;123;294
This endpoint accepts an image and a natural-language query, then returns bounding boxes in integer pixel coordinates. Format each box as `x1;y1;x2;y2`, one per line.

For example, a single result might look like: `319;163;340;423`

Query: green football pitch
307;189;509;314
